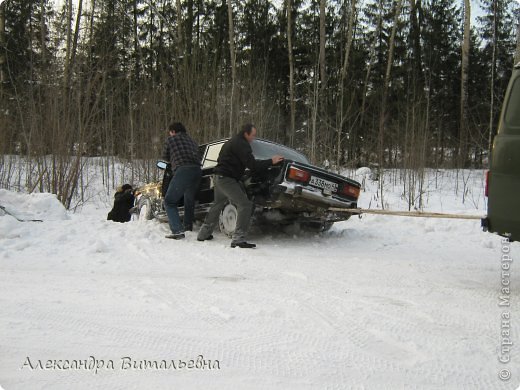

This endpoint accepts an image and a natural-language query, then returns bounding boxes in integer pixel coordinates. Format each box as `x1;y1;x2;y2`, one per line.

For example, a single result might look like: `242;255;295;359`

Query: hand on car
271;155;284;165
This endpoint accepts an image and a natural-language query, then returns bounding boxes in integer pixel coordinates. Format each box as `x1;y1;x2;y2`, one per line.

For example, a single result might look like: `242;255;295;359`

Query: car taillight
341;183;360;198
287;166;311;183
485;170;489;197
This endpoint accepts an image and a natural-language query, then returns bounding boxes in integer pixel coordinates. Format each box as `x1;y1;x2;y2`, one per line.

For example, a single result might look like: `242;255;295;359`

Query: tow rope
329;207;485;220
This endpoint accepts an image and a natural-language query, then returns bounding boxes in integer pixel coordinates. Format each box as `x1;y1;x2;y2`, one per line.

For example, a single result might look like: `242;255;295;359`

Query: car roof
202;137;293;149
201;137;310;162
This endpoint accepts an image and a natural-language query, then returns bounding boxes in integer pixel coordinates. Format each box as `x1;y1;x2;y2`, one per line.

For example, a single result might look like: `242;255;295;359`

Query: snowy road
1;171;519;389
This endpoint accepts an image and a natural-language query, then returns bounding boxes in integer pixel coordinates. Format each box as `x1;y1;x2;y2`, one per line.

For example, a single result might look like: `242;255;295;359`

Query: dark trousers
164;165;202;233
197;175;253;243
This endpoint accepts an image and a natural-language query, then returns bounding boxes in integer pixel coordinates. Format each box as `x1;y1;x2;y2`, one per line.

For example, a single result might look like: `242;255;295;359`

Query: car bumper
275;182;357;209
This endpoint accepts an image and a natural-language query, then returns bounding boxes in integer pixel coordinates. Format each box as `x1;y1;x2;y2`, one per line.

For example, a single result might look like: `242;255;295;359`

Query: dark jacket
162;132;201;172
107;191;135;223
214;134;272;180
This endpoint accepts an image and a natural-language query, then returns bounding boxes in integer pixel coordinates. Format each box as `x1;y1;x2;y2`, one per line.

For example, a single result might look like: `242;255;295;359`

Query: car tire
219;202;238;237
137;197;153;221
301;221;334;233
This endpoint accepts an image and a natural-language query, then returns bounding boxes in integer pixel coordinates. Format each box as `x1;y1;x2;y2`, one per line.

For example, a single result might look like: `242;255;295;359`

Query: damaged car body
134;138;361;235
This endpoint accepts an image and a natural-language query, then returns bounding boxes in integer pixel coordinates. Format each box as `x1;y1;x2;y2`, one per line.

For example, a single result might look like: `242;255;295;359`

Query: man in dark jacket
162;122;202;240
107;184;134;223
197;124;284;248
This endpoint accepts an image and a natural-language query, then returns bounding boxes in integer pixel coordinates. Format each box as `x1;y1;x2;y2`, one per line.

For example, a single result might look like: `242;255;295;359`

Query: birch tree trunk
488;0;497;157
311;0;326;162
515;15;520;64
69;0;83;86
88;0;96;63
319;0;326;95
287;0;296;147
378;0;403;208
227;0;237;136
459;0;470;168
175;0;184;54
409;0;423;90
379;0;403;163
310;67;319;163
133;0;140;79
336;0;356;168
40;0;47;64
0;2;6;87
63;0;73;93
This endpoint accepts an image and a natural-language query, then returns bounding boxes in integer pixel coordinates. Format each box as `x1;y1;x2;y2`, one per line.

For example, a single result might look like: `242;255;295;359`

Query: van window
505;77;520;128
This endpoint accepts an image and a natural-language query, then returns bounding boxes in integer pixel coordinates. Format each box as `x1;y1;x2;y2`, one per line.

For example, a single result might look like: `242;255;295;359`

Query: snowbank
0;189;69;223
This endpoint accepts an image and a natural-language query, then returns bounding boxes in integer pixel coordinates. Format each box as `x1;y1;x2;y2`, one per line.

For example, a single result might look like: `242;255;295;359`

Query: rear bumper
275;182;357;209
482;216;518;242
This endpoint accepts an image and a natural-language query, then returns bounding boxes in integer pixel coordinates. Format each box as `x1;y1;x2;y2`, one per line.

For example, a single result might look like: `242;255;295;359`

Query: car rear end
484;62;520;242
271;160;361;219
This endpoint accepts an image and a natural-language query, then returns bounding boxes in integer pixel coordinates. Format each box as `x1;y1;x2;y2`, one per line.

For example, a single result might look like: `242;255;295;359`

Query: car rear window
202;142;224;169
505;77;520;128
251;140;310;164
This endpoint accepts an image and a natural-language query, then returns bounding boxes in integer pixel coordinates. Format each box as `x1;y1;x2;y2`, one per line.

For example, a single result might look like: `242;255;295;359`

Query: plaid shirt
162;133;201;171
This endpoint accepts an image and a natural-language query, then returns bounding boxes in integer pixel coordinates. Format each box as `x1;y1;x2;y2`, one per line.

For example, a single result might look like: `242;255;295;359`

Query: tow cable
328;207;485;220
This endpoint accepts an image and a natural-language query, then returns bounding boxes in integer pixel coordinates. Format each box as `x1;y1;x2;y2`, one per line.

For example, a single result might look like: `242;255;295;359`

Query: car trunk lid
284;161;361;202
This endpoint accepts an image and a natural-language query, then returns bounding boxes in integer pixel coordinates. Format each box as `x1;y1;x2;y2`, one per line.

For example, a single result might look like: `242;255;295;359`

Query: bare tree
515;13;520;65
487;0;497;157
88;0;96;62
378;0;403;207
409;0;423;88
287;0;296;147
227;0;237;136
310;0;326;163
39;0;47;64
0;1;5;87
336;0;357;168
63;0;73;92
69;0;83;85
379;0;403;163
459;0;470;167
319;0;326;95
175;0;184;54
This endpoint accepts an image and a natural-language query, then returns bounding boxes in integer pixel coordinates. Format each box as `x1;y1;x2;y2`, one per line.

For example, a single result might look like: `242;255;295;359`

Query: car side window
202;142;224;169
505;77;520;130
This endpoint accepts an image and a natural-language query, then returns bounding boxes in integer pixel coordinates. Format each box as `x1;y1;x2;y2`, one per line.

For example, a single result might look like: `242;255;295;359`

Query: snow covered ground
1;168;519;390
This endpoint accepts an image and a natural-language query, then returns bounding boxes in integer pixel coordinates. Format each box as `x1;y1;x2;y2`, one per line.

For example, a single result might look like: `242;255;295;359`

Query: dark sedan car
134;138;361;235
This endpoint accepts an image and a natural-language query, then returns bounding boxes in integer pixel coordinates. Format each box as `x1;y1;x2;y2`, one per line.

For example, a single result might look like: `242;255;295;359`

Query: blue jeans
164;165;202;234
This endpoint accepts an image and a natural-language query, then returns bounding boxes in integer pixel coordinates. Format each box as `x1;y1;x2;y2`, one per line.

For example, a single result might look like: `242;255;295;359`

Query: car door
487;66;520;242
197;140;227;205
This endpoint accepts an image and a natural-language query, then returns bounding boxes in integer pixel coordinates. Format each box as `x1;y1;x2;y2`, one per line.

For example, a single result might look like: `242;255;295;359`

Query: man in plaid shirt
162;122;202;239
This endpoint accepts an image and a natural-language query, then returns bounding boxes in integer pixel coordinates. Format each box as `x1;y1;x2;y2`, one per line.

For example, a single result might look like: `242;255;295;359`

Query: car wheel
301;221;334;233
219;202;238;237
137;197;153;221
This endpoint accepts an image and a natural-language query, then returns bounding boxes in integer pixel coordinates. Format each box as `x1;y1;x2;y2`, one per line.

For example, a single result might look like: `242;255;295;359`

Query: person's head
240;123;257;143
168;122;187;137
121;184;132;193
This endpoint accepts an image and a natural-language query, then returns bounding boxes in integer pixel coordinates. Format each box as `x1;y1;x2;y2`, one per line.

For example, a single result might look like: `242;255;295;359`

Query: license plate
309;176;338;193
